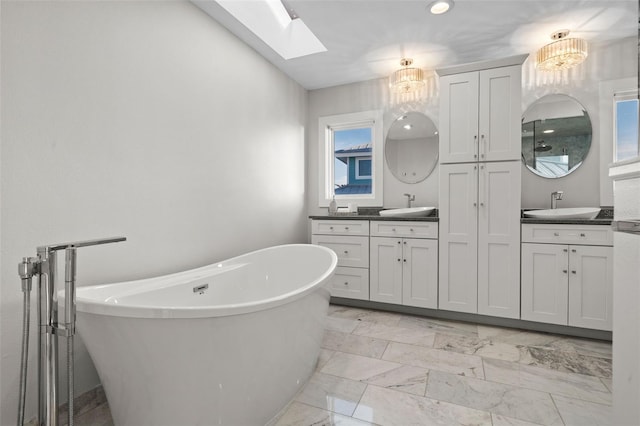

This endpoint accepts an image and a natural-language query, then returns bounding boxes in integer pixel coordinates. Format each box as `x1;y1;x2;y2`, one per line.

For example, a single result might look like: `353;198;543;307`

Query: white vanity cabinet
369;221;438;308
438;160;521;318
311;219;370;300
439;65;521;164
521;224;613;331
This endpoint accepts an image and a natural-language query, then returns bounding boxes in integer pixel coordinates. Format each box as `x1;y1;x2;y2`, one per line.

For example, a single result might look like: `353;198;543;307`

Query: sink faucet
403;193;415;208
551;191;564;209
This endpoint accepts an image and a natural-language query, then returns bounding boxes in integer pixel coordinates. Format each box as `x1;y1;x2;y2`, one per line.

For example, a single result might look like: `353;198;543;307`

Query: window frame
318;110;383;207
613;89;639;163
355;157;372;179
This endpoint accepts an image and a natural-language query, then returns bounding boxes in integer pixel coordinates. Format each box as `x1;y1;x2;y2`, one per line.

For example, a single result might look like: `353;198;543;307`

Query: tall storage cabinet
437;56;525;319
439;65;522;164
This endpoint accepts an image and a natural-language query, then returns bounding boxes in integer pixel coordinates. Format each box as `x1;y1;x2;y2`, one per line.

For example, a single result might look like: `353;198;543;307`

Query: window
614;90;639;162
318;110;383;207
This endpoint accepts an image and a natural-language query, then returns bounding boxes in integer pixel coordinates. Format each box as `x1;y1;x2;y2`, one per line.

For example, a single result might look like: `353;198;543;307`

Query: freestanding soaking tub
74;244;337;426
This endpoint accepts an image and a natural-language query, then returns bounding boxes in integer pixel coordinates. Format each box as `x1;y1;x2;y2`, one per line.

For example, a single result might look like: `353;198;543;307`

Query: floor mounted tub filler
73;244;337;426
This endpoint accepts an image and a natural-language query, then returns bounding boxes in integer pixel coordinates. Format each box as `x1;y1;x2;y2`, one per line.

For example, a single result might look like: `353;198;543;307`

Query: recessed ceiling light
428;0;454;15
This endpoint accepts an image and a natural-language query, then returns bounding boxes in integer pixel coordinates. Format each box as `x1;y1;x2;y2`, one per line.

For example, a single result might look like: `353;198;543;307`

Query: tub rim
70;244;337;319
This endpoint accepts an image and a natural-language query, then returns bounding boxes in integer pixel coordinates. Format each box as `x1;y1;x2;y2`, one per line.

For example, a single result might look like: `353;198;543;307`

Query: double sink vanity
311;207;613;338
310;54;612;339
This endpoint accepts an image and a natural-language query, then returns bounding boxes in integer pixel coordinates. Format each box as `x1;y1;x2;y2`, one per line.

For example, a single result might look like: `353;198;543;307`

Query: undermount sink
379;206;435;218
523;207;601;220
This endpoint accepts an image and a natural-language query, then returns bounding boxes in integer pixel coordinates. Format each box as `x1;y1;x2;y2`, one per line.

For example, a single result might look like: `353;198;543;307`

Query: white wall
307;79;440;217
0;1;307;423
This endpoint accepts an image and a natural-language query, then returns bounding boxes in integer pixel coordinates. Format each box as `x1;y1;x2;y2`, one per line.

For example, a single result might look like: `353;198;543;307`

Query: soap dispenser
329;196;337;215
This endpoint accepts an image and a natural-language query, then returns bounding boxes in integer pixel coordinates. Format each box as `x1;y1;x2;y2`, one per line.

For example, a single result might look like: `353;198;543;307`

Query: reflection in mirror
521;94;592;179
385;112;439;183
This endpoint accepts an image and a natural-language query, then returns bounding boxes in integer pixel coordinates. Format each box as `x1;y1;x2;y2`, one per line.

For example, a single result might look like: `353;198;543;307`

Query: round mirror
385;112;439;184
521;94;592;179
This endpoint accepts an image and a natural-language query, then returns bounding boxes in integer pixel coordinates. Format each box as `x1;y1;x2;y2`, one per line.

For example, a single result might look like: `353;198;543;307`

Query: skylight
215;0;327;60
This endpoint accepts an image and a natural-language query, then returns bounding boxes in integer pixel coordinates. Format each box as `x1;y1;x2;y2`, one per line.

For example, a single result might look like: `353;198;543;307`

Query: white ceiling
194;0;637;90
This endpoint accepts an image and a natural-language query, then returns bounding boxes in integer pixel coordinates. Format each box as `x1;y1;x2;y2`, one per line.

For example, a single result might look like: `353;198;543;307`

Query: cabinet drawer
370;221;438;239
521;224;612;246
311;235;369;268
311;220;370;236
327;267;369;300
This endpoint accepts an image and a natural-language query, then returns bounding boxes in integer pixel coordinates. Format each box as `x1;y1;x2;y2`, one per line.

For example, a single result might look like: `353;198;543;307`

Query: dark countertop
309;214;439;222
520;218;613;225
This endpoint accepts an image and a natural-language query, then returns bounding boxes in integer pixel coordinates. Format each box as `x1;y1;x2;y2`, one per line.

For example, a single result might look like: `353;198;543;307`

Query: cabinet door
328;266;370;300
438;163;478;313
521;243;568;325
439;71;480;164
478;66;522;162
370;237;403;304
568;245;613;331
403;238;438;309
477;161;521;319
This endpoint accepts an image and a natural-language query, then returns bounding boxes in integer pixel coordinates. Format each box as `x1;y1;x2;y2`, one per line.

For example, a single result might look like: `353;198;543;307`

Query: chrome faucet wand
551;191;564;209
403;193;415;208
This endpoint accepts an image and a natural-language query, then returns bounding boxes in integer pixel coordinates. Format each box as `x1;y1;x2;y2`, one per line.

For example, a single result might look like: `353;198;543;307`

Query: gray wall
0;2;307;423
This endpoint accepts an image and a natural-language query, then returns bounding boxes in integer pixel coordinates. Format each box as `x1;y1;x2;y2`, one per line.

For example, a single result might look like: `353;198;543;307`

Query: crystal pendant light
536;30;588;71
390;59;425;94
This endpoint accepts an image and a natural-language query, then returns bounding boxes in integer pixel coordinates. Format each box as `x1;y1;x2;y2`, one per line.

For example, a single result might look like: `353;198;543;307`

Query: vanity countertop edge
309;215;439;222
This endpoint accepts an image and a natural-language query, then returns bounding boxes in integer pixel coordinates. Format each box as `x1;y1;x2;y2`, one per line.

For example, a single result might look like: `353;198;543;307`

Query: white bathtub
74;244;337;426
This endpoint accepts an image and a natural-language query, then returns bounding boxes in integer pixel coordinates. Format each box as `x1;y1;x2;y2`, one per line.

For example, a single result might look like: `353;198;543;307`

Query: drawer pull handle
554;232;560;236
563;269;568;274
580;233;585;237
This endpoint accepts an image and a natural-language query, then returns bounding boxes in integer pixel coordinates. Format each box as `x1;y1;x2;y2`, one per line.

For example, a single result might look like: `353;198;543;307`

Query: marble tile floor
64;304;613;426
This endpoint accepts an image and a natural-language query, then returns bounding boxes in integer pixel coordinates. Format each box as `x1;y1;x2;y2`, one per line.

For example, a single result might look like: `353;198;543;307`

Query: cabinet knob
397;241;401;244
329;226;334;230
404;241;407;245
473;202;477;207
572;271;577;274
563;248;568;252
409;228;414;232
345;227;350;230
480;202;485;207
571;249;577;253
554;232;560;236
397;258;401;262
580;233;586;237
403;259;407;262
563;269;568;274
392;228;396;232
343;281;349;286
343;250;349;254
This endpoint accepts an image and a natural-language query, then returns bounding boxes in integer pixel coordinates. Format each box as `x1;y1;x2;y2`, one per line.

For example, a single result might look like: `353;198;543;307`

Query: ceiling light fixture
536;30;588;71
390;58;425;94
428;0;453;15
